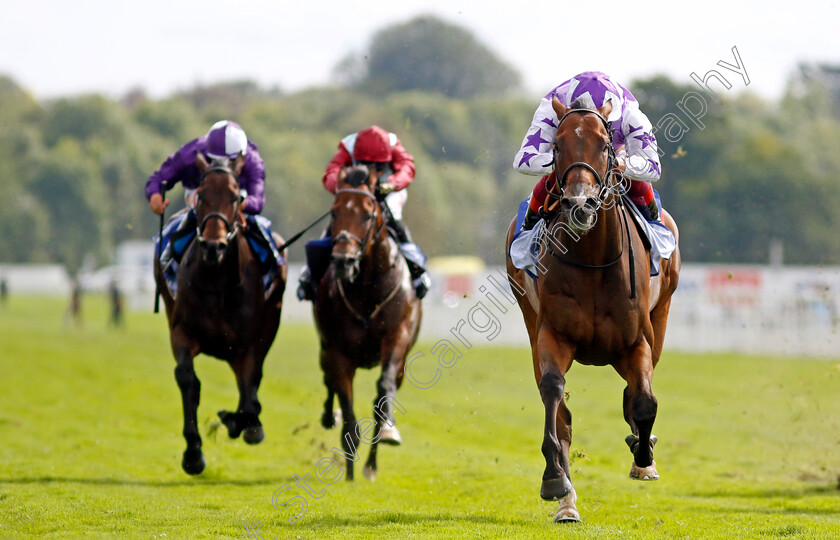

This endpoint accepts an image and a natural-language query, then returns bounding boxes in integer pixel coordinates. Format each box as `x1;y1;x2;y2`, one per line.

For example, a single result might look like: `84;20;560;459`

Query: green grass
1;295;839;538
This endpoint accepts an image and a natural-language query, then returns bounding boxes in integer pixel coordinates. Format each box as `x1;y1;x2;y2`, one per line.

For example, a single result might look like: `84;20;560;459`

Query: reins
542;108;637;299
332;186;403;322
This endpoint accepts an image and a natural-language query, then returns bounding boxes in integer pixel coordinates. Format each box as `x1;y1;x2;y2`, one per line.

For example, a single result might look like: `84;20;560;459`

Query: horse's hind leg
615;341;659;480
220;352;264;444
173;344;205;475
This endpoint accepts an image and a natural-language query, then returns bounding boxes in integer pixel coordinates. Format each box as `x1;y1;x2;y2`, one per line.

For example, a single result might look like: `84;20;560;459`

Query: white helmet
205;120;248;159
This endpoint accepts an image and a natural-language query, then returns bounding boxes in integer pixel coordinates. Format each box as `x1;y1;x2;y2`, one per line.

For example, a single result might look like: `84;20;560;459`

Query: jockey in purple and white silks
146;120;281;290
513;71;662;229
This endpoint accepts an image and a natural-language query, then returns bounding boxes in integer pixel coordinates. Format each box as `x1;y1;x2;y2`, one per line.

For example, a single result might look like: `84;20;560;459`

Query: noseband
546;108;618;205
197;165;242;243
332;188;386;255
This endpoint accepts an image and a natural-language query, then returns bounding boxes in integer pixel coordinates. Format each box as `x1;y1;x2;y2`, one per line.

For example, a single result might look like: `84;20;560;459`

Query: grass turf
1;295;839;538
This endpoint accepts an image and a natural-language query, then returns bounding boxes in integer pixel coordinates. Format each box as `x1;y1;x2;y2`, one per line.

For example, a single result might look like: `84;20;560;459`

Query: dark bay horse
314;165;422;481
155;153;287;475
505;98;681;521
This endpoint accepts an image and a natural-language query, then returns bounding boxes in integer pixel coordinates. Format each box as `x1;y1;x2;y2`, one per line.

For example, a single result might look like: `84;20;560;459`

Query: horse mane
344;165;370;188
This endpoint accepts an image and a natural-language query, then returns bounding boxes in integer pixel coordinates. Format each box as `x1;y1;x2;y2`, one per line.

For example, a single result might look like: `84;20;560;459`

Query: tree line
1;16;839;273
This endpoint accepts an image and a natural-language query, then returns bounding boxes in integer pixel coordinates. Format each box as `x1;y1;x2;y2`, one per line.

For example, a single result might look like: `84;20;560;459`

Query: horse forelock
344;166;370;188
570;95;596;110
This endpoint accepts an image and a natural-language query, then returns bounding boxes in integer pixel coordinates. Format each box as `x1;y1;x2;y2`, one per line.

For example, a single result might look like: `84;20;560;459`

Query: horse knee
539;371;566;403
174;363;198;391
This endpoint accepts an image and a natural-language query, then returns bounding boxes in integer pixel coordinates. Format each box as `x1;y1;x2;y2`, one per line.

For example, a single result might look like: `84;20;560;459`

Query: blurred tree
340;15;522;98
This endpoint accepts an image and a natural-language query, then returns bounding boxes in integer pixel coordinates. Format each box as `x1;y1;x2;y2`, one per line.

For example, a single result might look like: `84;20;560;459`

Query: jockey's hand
616;156;627;171
337;167;348;183
149;193;169;215
377;182;396;196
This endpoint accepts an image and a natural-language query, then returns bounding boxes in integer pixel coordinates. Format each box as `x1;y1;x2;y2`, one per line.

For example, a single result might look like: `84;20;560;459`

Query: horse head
549;96;616;233
194;152;245;266
329;164;384;283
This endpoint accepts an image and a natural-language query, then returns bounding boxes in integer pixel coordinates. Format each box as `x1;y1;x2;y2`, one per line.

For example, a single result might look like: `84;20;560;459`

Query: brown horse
313;165;422;481
505;98;681;521
155;153;287;475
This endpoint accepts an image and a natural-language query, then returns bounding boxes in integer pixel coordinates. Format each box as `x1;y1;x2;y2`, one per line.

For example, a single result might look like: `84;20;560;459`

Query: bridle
546;108;619;206
332;187;387;256
332;186;402;322
542;107;638;298
197;165;243;244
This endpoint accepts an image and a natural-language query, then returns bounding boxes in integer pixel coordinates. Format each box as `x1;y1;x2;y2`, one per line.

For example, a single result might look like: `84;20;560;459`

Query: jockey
297;125;431;300
146;120;281;285
514;71;662;230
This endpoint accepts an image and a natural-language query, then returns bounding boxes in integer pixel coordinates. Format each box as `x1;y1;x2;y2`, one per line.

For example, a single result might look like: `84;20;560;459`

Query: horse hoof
379;425;402;446
182;449;206;475
629;461;659;481
363;465;377;481
218;410;243;439
321;411;335;429
540;476;573;501
552;489;580;523
243;425;265;445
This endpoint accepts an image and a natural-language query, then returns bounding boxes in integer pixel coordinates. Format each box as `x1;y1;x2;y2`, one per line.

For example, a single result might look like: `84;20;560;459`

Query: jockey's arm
145;145;194;215
239;155;266;214
388;140;415;191
323;144;353;194
512;97;557;176
619;106;661;182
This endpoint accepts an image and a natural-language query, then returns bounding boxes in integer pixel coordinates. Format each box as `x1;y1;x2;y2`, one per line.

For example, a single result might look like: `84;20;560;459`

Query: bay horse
313;165;422;481
155;153;287;475
505;98;681;521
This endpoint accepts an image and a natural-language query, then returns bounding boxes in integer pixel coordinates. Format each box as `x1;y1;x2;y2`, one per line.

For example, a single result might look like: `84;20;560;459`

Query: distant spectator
0;278;7;306
64;280;83;327
109;280;124;328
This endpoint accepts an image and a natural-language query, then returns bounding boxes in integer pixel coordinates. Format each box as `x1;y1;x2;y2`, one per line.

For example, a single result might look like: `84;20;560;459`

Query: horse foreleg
535;326;576;507
615;341;659;480
221;352;264;444
330;360;359;481
173;343;204;475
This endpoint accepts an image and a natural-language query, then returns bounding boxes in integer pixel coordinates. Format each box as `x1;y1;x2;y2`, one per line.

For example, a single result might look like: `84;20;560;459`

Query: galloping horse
314;165;422;481
155;153;287;475
505;98;681;521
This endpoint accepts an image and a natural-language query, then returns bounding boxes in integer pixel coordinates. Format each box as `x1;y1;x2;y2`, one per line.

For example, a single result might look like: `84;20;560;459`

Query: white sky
1;0;838;101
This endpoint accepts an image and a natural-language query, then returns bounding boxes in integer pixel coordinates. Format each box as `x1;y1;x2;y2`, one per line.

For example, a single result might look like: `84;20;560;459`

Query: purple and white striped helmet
205;120;248;159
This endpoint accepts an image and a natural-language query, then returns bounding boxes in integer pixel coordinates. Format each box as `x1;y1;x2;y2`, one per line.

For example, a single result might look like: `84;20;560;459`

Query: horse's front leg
615;340;659;480
220;349;264;444
534;324;579;522
172;337;204;475
327;356;358;481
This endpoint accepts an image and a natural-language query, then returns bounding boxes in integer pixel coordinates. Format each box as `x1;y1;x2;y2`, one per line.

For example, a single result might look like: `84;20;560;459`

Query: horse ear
195;152;209;172
232;154;246;176
598;99;613;119
552;96;567;119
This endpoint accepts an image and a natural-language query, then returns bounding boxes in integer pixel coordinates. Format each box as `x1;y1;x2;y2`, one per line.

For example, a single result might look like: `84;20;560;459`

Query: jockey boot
297;266;315;301
388;218;413;244
521;206;541;231
646;198;661;221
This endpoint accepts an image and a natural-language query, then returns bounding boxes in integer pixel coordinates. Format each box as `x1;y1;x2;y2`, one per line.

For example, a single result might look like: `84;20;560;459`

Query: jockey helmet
353;126;392;163
206;120;248;159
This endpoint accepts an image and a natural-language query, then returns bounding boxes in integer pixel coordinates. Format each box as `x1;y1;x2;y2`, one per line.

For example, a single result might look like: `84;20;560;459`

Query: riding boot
388;217;430;299
521;206;541;231
297;266;314;301
160;211;196;282
646;198;661;222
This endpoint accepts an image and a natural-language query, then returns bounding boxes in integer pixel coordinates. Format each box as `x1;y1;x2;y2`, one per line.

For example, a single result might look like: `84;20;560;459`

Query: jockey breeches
528;174;653;210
